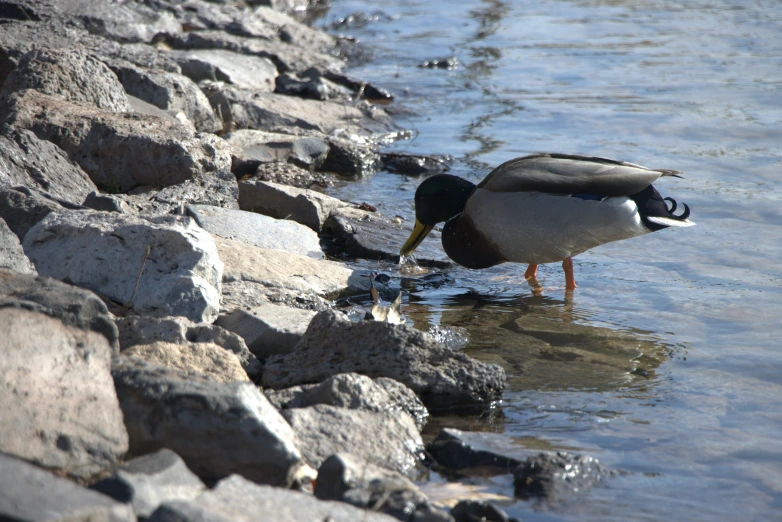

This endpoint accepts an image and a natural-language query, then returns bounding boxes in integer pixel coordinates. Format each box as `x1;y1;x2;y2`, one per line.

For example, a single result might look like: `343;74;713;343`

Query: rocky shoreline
0;1;612;520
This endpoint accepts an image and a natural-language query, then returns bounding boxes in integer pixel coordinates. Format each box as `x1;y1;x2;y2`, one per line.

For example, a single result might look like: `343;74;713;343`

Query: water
318;1;782;519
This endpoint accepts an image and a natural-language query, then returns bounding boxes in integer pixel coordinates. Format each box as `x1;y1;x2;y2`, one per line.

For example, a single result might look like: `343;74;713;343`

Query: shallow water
318;1;782;519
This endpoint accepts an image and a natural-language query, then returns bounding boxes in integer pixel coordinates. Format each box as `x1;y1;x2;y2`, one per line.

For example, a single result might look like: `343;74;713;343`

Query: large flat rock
0;308;128;481
23;211;223;323
174;49;278;92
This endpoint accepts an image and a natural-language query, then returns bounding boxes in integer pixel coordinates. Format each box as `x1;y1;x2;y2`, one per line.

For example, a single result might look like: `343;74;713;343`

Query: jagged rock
83;191;130;213
1;47;131;112
125;342;250;383
116;315;261;379
323;206;451;267
220;279;331;312
205;83;396;137
281;404;424;475
0;129;98;206
238;179;346;232
262;310;506;411
427;428;527;475
514;452;616;501
147;474;398;522
215;235;369;308
319;136;382;177
0;453;134;522
266;373;428;431
0;217;35;273
149;0;278;39
316;453;452;522
90;449;206;519
223;129;330;170
56;0;182;43
381;152;451;176
451;501;519;522
0;90;231;192
174;49;278;92
0;185;69;240
23;211;223;323
126;93;195;130
0;307;128;480
0;268;119;352
215;303;315;359
111;62;222;133
186;204;323;259
250;161;335;189
253;5;337;53
112;356;303;486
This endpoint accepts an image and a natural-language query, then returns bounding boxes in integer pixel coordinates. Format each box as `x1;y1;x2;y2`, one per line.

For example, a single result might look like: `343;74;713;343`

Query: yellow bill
400;219;434;256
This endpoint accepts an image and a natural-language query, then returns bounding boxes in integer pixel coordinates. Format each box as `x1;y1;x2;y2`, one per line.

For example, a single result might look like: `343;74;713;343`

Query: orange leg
524;264;539;280
562;257;577;290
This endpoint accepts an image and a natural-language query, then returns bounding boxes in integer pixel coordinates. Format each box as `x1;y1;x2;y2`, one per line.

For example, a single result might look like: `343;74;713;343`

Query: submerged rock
427;428;526;475
451;500;519;522
513;452;617;502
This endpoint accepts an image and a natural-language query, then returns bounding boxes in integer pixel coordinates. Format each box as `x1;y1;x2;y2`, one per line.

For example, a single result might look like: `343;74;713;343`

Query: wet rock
205;83;396;137
23;211;223;323
0;129;98;206
224;129;330;170
111;62;222;133
0;307;128;481
451;500;519;522
320;136;382;177
321;70;395;103
0;452;134;522
0;268;119;352
513;452;616;501
90;449;206;519
0;217;35;273
275;71;330;100
1;47;131;112
186;204;323;259
427;428;526;475
265;373;429;431
147;474;399;522
323;207;451;267
0;90;231;192
262;310;506;411
381;152;451;176
215;303;316;359
112;356;303;486
116;315;261;379
419;57;459;70
215;235;369;307
175;49;278;92
316;453;452;522
0;185;67;240
125;341;250;383
250;161;335;189
281;404;424;475
118;169;240;216
238;179;346;232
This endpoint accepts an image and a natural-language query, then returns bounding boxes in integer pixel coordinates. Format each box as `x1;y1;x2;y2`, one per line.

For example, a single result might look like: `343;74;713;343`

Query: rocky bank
0;1;612;520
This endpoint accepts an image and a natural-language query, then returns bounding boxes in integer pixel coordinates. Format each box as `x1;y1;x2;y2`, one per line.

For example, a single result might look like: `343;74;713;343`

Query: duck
400;153;695;289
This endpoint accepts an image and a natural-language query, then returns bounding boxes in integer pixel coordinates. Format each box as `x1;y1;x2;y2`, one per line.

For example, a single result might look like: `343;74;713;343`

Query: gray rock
0;452;134;522
205;83;396;137
323;207;451;267
91;449;206;519
126;93;195;130
281;404;424;475
381;152;451;176
238;179;346;232
119;169;240;216
249;161;335;189
0;217;35;273
451;501;519;522
111;62;222;133
147;474;398;522
0;307;128;481
0;90;231;192
513;452;617;502
83;191;130;213
125;342;250;383
112;356;303;486
117;314;261;380
151;0;278;39
56;0;182;43
215;303;315;359
275;71;331;100
1;47;131;112
23;211;223;323
0;129;98;206
320;136;382;177
262;310;506;411
174;49;278;92
316;453;452;522
220;279;331;313
0;268;119;352
187;204;323;259
0;185;65;240
223;129;330;170
265;373;429;431
427;428;526;475
215;236;369;309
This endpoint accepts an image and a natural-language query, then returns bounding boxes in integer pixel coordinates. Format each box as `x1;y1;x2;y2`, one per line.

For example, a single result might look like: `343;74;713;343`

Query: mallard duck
400;153;695;289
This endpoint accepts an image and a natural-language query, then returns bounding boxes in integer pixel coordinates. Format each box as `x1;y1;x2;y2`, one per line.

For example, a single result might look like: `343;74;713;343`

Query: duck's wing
477;153;682;197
